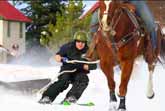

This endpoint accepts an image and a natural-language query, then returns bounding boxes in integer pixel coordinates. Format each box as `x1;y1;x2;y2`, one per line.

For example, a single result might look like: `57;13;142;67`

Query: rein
98;4;141;66
66;59;100;64
103;6;140;49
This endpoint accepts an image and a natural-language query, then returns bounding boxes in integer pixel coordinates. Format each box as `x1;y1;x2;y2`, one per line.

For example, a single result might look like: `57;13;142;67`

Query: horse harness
98;3;142;66
110;6;141;48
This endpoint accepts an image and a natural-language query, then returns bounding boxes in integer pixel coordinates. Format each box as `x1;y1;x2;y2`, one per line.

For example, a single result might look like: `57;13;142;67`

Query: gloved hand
75;63;84;70
61;57;69;63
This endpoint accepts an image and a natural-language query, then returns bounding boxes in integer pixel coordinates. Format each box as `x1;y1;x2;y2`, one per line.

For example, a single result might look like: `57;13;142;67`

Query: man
79;1;157;50
38;31;97;104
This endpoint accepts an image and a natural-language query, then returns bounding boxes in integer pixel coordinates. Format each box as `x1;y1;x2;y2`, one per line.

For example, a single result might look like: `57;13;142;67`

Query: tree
20;0;65;48
40;0;91;51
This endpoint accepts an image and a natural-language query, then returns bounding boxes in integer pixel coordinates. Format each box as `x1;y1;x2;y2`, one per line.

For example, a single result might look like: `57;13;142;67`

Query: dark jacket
56;41;97;73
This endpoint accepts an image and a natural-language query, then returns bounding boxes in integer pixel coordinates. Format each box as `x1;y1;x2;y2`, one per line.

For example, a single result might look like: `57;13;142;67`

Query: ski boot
61;96;77;106
38;96;52;104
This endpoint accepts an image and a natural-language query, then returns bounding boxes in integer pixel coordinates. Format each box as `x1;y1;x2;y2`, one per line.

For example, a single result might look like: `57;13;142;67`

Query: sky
83;1;96;11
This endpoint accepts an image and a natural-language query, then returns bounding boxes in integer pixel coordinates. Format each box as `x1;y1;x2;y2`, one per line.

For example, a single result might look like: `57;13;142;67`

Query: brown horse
86;1;165;111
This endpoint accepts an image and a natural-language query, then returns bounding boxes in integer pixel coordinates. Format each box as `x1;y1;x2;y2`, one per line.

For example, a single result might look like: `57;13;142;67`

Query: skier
38;31;97;104
79;0;157;50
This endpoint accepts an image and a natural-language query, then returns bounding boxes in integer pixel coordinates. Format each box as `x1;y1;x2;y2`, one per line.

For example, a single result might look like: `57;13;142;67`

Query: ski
58;101;95;107
77;102;95;106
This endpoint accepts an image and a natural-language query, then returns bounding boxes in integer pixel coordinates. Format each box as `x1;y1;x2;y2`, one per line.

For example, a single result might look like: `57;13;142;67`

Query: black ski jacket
56;41;97;73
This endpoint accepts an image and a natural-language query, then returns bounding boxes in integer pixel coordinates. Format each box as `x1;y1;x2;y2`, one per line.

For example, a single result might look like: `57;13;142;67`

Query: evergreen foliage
19;0;65;48
40;0;91;50
14;0;91;51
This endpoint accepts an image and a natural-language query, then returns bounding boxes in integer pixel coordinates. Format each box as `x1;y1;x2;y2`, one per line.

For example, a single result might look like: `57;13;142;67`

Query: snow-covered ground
0;58;164;111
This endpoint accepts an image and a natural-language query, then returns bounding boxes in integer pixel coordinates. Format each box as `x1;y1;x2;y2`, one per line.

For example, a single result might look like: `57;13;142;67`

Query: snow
0;58;164;111
162;27;165;35
0;64;59;82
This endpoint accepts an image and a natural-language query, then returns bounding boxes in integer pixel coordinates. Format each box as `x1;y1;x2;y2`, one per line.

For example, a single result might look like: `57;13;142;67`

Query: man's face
75;40;86;50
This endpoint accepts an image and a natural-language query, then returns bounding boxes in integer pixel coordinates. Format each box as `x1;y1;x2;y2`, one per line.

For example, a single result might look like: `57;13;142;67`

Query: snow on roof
79;1;99;19
0;1;31;22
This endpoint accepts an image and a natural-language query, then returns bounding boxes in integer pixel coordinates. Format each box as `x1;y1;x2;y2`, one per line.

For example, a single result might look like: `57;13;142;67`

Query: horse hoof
118;109;126;111
147;92;155;99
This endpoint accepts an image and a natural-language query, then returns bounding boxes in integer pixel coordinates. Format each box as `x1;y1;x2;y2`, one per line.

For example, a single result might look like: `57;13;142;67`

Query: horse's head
85;0;120;61
98;0;136;34
86;0;138;61
99;0;138;43
98;0;118;32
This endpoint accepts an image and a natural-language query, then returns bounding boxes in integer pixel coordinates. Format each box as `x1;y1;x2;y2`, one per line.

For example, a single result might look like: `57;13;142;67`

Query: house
0;0;31;63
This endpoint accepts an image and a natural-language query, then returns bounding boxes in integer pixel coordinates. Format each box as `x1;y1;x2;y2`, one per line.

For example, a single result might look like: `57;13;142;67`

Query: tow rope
66;60;100;64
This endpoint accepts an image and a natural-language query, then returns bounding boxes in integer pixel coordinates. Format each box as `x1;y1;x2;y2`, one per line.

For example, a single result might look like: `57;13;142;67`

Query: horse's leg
146;24;165;98
146;63;155;99
147;23;165;99
118;60;134;110
144;33;158;99
100;61;117;110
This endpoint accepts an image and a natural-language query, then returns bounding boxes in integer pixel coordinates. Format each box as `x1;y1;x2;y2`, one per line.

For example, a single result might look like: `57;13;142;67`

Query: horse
85;1;165;111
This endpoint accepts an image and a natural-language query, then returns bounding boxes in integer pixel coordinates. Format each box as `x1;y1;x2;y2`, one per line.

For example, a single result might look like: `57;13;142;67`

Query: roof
0;1;31;22
79;1;100;20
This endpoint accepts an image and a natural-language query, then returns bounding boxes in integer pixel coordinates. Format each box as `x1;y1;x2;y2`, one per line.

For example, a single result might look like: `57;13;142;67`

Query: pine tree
40;0;91;51
19;0;65;48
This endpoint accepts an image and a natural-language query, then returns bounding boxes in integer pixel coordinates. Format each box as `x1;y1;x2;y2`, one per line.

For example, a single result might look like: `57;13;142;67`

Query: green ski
77;102;95;106
61;101;95;106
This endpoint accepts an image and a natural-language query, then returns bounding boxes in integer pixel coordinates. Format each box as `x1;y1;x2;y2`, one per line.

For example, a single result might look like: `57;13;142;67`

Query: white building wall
4;21;26;55
0;20;26;63
0;20;3;44
0;20;7;63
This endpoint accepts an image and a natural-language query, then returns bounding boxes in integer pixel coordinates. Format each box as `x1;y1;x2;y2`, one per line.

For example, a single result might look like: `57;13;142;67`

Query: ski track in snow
0;59;164;111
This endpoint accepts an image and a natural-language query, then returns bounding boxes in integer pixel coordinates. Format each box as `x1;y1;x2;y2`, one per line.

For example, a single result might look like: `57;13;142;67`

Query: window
20;22;23;38
7;21;11;37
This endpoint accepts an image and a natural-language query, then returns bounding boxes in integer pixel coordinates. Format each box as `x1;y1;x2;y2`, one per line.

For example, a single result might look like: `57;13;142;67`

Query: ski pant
42;71;89;102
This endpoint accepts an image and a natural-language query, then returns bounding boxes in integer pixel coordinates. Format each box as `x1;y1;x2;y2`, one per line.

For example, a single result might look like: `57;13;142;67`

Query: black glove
75;63;84;70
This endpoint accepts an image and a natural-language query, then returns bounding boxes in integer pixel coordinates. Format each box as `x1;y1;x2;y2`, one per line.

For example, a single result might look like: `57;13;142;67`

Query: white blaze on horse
101;0;112;31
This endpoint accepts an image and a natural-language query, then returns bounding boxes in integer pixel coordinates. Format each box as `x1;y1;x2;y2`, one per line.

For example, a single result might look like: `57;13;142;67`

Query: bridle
97;1;140;66
98;2;140;49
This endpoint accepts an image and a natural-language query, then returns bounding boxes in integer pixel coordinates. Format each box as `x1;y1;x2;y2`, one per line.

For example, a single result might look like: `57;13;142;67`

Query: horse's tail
160;36;165;62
